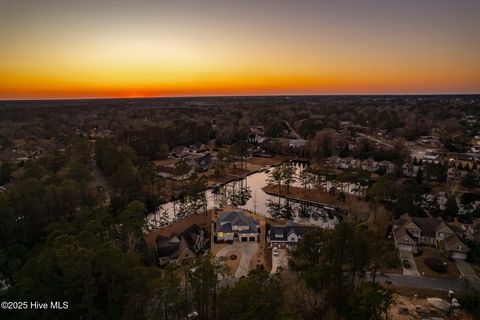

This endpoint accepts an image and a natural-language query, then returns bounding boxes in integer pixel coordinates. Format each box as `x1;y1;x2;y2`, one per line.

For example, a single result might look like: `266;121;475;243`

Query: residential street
91;159;112;204
377;273;469;293
455;260;480;292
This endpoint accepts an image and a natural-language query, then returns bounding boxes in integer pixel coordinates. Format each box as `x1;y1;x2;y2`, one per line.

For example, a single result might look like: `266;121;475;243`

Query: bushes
462;293;480;319
424;258;448;273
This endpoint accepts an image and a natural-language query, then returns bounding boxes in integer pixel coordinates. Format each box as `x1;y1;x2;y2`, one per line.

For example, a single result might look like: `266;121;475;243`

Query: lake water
147;163;364;230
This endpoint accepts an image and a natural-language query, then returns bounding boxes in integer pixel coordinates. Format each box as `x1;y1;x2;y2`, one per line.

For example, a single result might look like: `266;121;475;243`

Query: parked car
402;259;410;269
273;248;279;256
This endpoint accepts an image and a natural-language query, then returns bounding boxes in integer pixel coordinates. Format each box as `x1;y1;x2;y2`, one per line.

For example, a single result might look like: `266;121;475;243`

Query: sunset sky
1;0;479;100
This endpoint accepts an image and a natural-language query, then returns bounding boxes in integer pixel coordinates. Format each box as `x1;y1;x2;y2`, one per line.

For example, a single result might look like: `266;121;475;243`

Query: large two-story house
268;221;315;250
215;210;259;242
393;214;470;260
155;224;209;266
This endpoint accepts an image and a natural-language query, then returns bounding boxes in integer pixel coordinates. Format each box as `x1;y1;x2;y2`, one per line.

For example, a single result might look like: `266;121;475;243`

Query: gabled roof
411;217;452;238
393;214;420;231
270;223;315;242
393;226;415;244
444;234;470;252
216;210;259;234
156;224;205;259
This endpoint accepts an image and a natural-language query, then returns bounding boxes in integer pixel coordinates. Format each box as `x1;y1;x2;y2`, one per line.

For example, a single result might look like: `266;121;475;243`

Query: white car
273;248;279;256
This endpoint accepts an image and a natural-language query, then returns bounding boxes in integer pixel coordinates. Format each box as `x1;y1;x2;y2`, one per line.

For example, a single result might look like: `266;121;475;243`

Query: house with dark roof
189;142;207;153
392;214;470;260
464;220;480;243
215;210;259;242
195;153;214;171
172;145;189;158
268;221;315;250
155;224;209;266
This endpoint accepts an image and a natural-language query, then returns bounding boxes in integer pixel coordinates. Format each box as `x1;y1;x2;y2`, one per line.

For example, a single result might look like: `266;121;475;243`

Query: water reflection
147;162;358;230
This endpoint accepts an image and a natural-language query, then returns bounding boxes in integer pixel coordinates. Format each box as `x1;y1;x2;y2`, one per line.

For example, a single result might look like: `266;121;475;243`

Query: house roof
155;224;205;259
269;223;315;242
216;210;259;234
411;217;450;238
196;153;213;168
172;146;187;154
444;234;470;252
393;226;415;244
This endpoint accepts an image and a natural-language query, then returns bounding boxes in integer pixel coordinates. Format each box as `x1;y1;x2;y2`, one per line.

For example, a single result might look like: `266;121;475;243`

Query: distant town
1;95;480;319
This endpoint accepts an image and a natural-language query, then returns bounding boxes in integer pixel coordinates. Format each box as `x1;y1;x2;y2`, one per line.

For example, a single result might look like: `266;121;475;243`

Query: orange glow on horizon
1;0;479;100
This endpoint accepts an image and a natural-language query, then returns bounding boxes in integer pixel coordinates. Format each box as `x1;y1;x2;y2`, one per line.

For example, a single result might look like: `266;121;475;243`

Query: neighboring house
189;143;207;153
361;159;379;172
195;153;214;171
339;157;358;170
288;139;307;149
402;163;420;177
419;135;441;146
422;153;441;165
378;161;395;174
472;136;480;147
215;210;259;242
448;153;477;170
156;165;175;178
248;135;267;145
447;167;467;182
172;146;189;158
250;147;272;158
268;221;315;250
464;221;480;243
183;157;199;170
155;224;209;266
392;214;470;259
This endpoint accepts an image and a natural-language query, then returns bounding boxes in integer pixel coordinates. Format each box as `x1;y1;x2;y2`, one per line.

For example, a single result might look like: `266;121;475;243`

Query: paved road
455;260;480;292
216;241;258;278
377;273;469;292
283;120;301;139
399;250;420;276
358;133;395;149
91;160;112;204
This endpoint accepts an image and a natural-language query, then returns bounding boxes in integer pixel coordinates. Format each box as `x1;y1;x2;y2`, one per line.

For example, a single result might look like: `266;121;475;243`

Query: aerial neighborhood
1;96;480;319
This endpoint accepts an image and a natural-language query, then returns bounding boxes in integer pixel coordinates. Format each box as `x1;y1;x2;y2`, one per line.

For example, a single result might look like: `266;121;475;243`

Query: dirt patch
245;156;283;166
152;158;178;167
387;293;473;320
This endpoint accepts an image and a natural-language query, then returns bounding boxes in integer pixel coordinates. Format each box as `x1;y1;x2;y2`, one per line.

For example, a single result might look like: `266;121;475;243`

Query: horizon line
1;92;480;103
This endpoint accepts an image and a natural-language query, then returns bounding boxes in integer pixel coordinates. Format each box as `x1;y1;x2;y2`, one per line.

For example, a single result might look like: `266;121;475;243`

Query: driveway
455;260;480;292
271;248;288;273
216;241;259;278
399;250;420;276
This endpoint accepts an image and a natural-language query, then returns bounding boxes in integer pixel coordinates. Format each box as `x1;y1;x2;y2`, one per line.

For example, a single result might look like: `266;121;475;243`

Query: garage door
241;237;248;242
451;252;467;260
249;237;256;241
398;244;413;252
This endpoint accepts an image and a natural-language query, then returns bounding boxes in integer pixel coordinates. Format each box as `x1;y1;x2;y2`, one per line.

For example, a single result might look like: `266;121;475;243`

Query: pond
147;162;365;230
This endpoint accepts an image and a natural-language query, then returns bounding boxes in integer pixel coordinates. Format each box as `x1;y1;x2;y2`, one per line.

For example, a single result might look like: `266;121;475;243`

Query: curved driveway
216;241;259;278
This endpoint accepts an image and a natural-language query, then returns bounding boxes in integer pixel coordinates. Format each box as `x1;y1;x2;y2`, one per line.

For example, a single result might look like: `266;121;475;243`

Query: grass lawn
414;247;461;279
